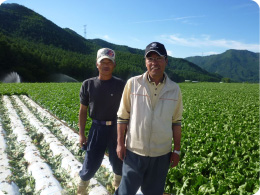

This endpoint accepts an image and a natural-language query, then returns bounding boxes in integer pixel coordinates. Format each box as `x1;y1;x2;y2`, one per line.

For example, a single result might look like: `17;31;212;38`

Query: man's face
145;51;168;79
96;58;115;76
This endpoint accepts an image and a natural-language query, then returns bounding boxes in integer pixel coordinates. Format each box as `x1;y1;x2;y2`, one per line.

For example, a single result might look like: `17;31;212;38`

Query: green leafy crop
0;82;259;194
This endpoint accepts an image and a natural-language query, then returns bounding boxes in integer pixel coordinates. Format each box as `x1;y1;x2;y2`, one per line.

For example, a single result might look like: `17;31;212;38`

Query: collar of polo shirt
147;73;166;84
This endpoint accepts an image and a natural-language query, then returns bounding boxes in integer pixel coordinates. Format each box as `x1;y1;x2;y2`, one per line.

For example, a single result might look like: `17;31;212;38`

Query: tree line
0;32;221;83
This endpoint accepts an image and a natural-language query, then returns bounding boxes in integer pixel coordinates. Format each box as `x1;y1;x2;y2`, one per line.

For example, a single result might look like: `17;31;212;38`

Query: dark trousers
79;122;122;181
114;150;171;195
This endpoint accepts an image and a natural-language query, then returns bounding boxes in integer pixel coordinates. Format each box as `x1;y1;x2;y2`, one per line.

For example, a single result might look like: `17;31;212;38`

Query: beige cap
97;48;115;63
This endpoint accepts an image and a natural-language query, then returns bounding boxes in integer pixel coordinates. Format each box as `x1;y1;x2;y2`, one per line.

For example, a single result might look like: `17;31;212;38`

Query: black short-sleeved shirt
80;76;125;121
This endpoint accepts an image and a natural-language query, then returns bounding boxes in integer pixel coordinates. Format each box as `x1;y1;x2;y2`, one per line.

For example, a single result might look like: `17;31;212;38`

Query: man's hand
79;133;87;148
117;123;127;161
117;144;126;161
171;125;181;167
79;104;88;148
170;152;180;167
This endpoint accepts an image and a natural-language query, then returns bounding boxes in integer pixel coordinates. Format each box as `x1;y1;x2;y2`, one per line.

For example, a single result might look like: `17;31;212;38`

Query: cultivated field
0;82;259;194
0;95;115;194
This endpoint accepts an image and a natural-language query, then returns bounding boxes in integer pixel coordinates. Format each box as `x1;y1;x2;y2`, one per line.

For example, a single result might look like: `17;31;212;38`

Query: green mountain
0;3;222;82
185;50;259;82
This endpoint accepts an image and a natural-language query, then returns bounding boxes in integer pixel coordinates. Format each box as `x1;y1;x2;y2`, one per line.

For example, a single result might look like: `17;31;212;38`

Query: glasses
146;56;165;62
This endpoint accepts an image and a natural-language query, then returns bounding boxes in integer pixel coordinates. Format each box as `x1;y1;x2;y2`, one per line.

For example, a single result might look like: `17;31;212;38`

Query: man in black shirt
77;48;125;194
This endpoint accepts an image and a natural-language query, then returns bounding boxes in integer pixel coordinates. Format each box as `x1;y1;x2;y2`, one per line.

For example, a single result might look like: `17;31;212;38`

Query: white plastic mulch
0;119;20;195
21;95;143;194
1;95;143;195
3;96;63;195
20;95;113;173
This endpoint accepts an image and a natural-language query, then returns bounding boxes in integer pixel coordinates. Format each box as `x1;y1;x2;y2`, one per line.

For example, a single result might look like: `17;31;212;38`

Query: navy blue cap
145;42;167;57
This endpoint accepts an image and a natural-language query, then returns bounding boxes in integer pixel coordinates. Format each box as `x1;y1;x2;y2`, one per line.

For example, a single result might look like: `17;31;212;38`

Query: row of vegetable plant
0;82;259;194
3;95;63;194
0;117;20;194
0;98;37;195
166;83;259;194
11;95;79;194
19;94;116;193
1;95;111;194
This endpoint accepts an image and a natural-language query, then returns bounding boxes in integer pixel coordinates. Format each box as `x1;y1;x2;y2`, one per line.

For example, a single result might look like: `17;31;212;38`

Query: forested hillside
0;3;222;82
185;50;259;82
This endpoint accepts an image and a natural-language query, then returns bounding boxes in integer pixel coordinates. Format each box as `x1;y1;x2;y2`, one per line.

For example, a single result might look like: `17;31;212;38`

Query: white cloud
163;34;260;52
103;35;110;40
132;16;204;24
231;1;258;9
192;51;220;56
203;51;220;56
167;50;173;57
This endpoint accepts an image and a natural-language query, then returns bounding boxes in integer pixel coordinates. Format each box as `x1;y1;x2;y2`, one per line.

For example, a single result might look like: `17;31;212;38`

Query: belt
92;119;115;126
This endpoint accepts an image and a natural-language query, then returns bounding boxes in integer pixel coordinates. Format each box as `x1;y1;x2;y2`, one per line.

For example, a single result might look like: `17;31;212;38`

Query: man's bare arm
173;125;181;151
117;123;128;161
170;125;181;167
79;104;88;147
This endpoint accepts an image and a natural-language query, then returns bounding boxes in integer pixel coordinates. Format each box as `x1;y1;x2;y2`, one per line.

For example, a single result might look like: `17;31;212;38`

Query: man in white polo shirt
115;42;183;195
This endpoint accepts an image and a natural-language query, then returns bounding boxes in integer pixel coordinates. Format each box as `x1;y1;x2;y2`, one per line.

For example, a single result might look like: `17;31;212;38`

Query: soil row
0;95;110;195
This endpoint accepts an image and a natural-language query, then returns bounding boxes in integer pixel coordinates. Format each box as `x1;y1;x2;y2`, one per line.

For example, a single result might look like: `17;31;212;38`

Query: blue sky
1;0;259;58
